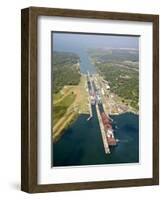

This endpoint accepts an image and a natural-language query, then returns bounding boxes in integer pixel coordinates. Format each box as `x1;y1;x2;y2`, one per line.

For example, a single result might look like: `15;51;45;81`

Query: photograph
52;32;139;167
21;7;159;193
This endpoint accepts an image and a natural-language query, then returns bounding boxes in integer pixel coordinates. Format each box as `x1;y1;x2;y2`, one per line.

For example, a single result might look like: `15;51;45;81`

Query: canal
53;49;139;167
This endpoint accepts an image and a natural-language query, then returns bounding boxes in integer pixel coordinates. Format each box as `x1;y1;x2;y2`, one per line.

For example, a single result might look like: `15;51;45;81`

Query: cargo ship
100;112;117;146
90;94;96;105
87;76;96;105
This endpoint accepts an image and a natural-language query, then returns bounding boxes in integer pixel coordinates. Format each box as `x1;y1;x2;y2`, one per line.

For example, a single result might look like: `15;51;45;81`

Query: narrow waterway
53;49;139;167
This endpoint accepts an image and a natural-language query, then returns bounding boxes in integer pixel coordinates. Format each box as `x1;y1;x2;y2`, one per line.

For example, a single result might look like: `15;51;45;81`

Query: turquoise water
52;49;139;167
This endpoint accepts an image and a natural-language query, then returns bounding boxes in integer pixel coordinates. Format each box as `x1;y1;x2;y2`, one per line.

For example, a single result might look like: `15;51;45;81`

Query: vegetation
89;49;139;111
52;51;81;93
52;75;89;141
53;92;76;125
52;51;84;140
88;48;139;62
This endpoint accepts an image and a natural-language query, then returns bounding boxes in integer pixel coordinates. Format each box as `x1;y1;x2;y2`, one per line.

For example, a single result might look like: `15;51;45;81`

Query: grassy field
52;75;89;141
53;92;76;125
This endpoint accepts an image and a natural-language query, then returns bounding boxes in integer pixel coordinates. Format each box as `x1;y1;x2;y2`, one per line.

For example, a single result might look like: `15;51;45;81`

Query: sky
52;32;139;52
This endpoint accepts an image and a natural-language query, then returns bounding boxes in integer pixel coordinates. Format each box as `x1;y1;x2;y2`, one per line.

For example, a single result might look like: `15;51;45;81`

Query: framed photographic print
21;7;159;193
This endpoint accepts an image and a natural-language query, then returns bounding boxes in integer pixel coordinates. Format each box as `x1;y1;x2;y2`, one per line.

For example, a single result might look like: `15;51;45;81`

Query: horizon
52;32;139;52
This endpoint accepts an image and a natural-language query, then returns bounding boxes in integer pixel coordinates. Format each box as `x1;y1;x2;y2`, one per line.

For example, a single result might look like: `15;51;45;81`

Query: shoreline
53;51;139;142
52;74;89;142
110;110;139;117
53;112;79;142
53;110;139;143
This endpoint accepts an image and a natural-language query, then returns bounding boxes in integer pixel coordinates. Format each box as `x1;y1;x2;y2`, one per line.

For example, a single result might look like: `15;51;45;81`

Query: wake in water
118;139;129;143
87;116;92;121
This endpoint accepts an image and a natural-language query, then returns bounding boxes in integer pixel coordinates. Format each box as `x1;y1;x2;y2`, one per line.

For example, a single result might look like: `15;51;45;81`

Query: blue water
53;106;139;166
52;34;139;167
79;50;96;74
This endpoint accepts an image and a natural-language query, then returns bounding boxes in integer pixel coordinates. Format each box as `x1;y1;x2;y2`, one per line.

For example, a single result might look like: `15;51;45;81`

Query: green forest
52;51;81;93
88;48;139;62
89;49;139;111
97;63;139;110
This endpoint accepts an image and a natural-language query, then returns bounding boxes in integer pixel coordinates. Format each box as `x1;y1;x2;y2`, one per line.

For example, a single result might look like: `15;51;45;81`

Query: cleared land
52;75;89;141
52;51;86;141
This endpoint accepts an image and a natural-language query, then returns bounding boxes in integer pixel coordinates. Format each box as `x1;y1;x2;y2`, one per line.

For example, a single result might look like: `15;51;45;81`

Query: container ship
100;112;117;146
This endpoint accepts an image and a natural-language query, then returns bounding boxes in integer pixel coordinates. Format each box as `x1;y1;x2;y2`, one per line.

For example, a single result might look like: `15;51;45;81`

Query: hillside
88;48;139;111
